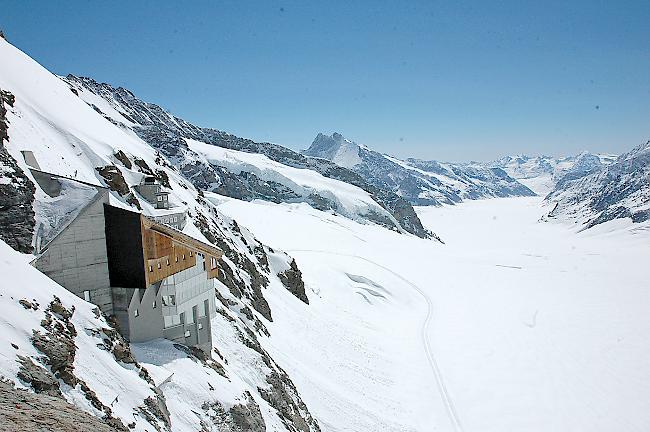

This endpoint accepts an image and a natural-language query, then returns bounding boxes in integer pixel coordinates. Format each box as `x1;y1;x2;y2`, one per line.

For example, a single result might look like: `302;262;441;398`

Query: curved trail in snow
285;249;464;432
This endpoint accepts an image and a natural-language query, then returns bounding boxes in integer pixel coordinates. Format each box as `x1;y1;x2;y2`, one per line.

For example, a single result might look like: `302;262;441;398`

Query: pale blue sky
2;0;649;161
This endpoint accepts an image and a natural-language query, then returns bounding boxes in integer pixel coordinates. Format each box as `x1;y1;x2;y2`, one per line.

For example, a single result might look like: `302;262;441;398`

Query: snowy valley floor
214;195;650;432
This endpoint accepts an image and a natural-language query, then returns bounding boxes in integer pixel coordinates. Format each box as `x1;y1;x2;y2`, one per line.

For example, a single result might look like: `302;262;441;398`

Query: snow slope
214;194;650;432
188;139;399;227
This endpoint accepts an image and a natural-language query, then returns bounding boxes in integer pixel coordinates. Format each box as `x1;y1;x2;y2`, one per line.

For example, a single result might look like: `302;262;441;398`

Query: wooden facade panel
140;216;223;286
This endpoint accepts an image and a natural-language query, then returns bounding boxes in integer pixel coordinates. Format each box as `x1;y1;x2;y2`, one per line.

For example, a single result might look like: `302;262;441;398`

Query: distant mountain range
544;141;650;229
491;152;618;195
303;132;536;206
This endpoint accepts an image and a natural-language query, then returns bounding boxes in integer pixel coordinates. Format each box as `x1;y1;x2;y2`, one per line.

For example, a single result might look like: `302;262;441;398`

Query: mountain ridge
303;132;536;206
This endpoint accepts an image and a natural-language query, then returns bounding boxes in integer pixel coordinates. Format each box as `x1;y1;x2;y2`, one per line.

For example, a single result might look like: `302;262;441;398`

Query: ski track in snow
286;249;464;432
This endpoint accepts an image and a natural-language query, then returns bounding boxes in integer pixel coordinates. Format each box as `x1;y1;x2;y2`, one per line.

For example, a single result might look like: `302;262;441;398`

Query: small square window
184;330;191;338
157;196;162;202
134;309;139;317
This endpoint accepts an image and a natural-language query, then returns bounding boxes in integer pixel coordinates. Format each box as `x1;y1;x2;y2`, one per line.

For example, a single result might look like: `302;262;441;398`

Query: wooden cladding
141;216;222;286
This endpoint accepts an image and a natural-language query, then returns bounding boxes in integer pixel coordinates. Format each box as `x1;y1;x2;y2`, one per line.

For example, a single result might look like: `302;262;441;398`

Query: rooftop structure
135;176;169;209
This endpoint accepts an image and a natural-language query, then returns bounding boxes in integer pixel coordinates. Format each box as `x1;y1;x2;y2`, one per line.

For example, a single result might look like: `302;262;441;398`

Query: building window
157;262;161;269
198;323;203;330
152;300;157;309
189;251;193;257
166;258;170;266
157;196;162;202
162;295;176;306
83;290;91;302
175;256;179;263
182;254;185;260
148;265;153;272
134;309;139;317
211;257;217;270
184;330;191;338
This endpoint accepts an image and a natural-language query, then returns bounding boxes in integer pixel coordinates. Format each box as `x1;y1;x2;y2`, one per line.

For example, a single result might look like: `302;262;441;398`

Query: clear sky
2;1;649;161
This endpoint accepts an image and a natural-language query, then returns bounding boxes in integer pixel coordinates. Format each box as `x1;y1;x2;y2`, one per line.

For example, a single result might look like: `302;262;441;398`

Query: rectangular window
162;295;176;306
166;258;170;266
152;300;157;309
175;256;179;263
211;257;217;270
184;330;190;338
157;196;162;202
83;290;91;302
198;323;203;330
148;265;153;272
189;251;193;257
157;262;161;269
134;309;139;317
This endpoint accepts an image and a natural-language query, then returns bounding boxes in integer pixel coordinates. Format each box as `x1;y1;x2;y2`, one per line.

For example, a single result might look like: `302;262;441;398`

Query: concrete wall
35;192;113;315
153;211;187;230
123;285;165;343
123;254;216;354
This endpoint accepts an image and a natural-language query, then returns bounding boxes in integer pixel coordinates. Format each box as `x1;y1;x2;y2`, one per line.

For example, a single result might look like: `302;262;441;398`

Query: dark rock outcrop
278;259;309;304
0;89;36;253
16;356;61;397
201;391;266;432
96;165;129;196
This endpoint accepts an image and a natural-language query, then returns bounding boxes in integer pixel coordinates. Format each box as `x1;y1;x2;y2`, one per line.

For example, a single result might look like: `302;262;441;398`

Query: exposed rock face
0;380;119;432
96;165;129;196
304;132;535;206
113;149;132;169
278;259;309;304
0;89;36;253
201;391;266;432
62;76;433;239
16;356;61;397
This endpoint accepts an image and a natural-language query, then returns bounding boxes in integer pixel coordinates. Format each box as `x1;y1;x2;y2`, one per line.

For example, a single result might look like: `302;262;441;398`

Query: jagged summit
306;132;363;168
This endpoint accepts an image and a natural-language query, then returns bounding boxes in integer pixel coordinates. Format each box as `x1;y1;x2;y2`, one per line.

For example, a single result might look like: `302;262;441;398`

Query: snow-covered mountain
544;141;650;229
61;76;434;240
303;132;535;206
491;152;618;195
2;35;650;432
0;36;324;431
